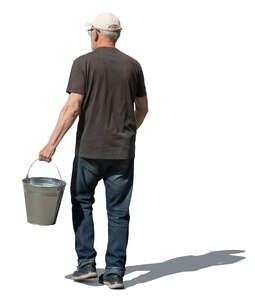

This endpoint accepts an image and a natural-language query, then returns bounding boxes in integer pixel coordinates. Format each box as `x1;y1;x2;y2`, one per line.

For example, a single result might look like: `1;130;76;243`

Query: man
38;12;148;289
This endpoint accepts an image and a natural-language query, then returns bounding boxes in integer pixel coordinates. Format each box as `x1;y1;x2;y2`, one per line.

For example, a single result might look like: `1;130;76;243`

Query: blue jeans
70;154;134;277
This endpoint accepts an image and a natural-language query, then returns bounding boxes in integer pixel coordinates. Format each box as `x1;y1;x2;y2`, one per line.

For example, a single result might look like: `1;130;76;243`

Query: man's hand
39;144;56;162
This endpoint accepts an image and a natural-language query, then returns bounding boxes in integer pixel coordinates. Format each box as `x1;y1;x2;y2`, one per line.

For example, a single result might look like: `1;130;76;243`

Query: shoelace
105;273;122;279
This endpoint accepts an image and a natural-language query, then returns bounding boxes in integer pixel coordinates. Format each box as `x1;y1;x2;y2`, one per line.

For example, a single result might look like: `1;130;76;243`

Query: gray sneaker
98;273;124;289
71;262;97;281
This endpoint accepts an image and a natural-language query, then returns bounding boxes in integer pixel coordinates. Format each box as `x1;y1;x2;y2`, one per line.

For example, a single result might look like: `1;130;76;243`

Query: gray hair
100;29;121;42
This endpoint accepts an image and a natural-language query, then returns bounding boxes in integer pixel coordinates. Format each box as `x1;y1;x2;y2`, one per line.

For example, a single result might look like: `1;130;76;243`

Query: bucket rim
22;176;66;187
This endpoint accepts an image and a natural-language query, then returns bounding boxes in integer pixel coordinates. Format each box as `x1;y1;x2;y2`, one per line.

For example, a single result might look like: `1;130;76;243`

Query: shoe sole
72;272;98;280
101;279;124;289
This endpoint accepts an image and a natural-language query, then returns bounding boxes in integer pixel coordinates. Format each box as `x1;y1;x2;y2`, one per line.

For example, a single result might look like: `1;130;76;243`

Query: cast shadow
65;249;246;289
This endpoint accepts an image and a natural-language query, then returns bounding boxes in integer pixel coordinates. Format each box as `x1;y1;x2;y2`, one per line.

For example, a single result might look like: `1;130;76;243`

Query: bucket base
27;219;56;226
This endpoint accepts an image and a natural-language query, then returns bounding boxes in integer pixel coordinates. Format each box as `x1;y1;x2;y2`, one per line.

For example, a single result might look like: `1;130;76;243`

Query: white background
0;0;254;298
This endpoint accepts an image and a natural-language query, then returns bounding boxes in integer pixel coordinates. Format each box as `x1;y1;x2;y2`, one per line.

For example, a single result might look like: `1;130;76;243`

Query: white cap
84;12;122;32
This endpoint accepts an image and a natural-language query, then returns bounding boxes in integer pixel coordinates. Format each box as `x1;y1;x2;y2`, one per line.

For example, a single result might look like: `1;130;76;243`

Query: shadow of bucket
22;159;66;225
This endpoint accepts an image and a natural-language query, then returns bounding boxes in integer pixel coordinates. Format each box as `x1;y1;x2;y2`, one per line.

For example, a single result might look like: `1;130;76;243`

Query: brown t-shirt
66;46;147;159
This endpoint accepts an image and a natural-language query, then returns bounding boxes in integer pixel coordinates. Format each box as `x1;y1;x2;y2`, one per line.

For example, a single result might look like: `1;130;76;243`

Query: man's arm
134;95;149;129
38;92;83;162
47;92;83;148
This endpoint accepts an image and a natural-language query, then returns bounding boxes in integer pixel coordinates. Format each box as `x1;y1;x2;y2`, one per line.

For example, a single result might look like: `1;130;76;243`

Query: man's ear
95;29;100;42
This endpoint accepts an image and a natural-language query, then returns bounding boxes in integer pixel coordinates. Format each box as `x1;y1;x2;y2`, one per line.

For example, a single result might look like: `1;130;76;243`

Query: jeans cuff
78;258;96;268
104;266;125;277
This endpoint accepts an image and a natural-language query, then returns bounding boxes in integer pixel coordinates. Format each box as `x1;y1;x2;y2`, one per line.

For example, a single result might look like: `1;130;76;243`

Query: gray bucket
22;159;66;226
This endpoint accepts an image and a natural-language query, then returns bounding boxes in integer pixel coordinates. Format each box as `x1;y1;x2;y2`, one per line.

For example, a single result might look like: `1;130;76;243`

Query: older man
39;12;148;289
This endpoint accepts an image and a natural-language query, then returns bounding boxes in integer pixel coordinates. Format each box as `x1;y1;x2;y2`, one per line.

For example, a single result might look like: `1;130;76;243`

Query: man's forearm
135;109;148;129
47;106;79;149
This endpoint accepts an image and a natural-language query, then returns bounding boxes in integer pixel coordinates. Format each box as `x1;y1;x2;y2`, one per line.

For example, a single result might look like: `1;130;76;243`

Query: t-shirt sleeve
66;58;86;95
136;63;147;97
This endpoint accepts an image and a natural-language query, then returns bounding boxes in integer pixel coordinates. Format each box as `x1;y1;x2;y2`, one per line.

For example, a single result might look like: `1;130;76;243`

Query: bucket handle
26;158;62;180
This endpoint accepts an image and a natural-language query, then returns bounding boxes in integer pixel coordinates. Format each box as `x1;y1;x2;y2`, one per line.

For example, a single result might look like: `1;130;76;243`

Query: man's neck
95;43;115;48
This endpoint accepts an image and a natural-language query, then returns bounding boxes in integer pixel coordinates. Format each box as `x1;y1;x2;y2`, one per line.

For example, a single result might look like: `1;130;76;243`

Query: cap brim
84;22;92;27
